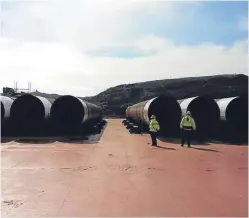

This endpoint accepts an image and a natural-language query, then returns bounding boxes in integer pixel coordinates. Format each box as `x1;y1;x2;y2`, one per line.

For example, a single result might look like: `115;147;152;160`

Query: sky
0;0;248;96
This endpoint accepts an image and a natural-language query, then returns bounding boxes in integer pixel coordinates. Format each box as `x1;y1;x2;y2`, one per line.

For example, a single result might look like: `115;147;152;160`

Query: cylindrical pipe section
126;95;182;134
10;94;54;125
50;95;102;127
216;96;248;129
178;96;220;136
1;96;15;123
125;106;131;118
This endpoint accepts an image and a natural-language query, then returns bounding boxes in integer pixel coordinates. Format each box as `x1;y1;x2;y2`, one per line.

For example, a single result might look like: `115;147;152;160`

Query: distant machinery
2;87;16;96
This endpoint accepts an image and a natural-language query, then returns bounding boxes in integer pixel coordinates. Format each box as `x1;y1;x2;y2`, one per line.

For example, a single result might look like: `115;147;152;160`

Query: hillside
31;74;248;117
82;74;248;116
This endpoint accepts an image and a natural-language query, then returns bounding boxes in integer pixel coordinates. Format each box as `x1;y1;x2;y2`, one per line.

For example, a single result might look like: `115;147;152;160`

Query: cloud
0;35;247;96
0;1;247;97
1;0;174;49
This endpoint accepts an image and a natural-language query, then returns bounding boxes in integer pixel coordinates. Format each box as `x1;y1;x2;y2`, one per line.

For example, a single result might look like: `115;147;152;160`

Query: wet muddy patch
147;167;165;171
77;166;97;171
107;165;138;173
2;200;23;208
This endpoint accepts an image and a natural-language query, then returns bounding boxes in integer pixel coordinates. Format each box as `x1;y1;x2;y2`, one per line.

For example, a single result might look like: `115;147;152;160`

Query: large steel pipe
1;96;15;123
10;94;54;125
126;95;181;134
216;96;248;129
178;96;220;135
125;106;131;118
50;95;102;126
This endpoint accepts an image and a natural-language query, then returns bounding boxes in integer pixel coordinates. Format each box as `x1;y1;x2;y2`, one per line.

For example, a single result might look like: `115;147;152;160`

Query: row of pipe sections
125;95;248;140
1;94;103;136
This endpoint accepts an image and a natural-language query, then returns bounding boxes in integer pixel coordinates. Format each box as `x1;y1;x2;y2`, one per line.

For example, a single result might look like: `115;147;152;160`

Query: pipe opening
10;95;46;125
226;96;248;129
188;96;220;134
148;95;181;132
51;95;84;126
1;102;5;122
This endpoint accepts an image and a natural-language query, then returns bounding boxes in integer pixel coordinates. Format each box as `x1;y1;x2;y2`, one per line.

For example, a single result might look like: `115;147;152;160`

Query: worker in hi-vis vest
180;111;196;147
149;115;160;146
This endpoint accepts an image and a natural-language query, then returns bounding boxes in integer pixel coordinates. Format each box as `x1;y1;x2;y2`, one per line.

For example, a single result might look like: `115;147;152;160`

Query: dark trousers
150;131;157;146
181;129;192;147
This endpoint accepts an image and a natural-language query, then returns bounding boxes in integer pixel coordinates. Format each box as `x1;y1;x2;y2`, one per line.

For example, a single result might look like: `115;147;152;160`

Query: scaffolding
13;81;32;94
2;81;32;97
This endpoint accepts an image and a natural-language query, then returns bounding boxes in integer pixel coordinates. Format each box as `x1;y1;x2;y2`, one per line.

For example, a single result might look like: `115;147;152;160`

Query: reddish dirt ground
1;119;248;217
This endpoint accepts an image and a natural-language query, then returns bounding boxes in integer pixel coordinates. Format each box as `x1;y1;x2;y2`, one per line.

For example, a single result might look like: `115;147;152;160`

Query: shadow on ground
15;138;56;144
158;137;210;146
190;146;219;152
1;120;108;145
155;145;176;150
158;136;248;147
208;139;248;146
1;138;17;143
58;134;100;144
58;122;107;144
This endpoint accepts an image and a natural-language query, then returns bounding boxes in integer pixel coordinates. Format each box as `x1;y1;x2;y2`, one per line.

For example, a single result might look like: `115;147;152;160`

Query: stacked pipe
9;94;54;136
178;96;220;140
50;95;103;135
1;96;15;123
215;96;248;142
125;95;182;136
125;94;247;142
1;94;103;137
1;96;16;136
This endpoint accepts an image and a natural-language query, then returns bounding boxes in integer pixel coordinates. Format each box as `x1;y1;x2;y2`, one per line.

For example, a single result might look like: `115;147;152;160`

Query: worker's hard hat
151;115;156;119
186;111;191;115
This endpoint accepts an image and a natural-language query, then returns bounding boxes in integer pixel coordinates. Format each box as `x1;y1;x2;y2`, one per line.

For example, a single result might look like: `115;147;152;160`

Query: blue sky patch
138;1;248;46
87;47;155;58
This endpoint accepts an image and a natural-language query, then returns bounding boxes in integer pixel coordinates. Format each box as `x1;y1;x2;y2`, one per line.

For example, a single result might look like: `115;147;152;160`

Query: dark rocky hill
30;74;248;117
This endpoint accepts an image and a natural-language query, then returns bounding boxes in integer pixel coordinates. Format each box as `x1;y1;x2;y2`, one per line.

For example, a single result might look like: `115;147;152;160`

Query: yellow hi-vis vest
180;115;196;130
149;119;160;132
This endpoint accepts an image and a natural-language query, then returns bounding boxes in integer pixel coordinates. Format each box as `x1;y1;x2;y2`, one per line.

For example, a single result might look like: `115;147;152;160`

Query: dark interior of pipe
226;96;248;129
188;96;220;134
148;95;181;132
10;95;45;125
51;96;84;126
1;102;5;122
